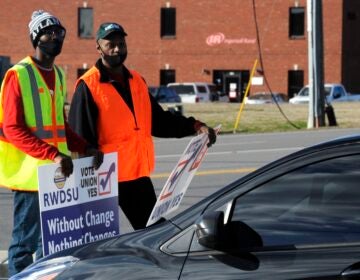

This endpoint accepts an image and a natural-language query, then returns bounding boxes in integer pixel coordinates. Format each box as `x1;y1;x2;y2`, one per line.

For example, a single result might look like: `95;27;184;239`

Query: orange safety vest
77;67;154;182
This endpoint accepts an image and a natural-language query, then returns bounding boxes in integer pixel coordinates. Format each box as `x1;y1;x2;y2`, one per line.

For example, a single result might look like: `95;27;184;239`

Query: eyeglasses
41;28;66;39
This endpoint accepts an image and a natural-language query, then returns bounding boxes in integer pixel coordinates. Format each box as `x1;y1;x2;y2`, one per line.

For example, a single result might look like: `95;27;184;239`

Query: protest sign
38;153;119;256
147;125;221;226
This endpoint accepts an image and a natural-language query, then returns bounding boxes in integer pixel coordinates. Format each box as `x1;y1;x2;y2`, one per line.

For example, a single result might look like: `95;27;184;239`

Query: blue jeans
8;191;43;277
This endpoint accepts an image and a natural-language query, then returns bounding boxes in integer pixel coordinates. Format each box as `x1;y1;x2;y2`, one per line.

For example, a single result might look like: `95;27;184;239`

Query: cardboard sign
147;125;221;226
38;153;119;256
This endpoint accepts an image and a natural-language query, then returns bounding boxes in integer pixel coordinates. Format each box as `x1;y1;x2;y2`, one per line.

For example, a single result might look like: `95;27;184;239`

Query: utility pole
307;0;314;128
307;0;325;128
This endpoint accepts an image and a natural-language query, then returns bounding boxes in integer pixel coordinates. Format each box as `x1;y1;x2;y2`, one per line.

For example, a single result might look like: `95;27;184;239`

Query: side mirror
196;211;224;250
195;211;262;271
195;211;263;254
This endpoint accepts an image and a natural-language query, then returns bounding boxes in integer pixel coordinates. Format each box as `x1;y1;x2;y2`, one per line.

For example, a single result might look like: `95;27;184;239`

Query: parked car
244;92;288;104
148;86;183;115
167;82;220;103
289;83;360;104
13;135;360;279
149;86;181;103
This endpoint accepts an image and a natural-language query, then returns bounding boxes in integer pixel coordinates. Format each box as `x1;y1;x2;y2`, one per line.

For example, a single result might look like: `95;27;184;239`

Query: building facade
0;0;359;102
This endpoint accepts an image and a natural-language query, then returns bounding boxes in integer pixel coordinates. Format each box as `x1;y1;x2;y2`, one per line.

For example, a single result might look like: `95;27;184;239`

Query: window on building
160;69;175;85
289;7;305;38
161;7;176;37
78;7;93;38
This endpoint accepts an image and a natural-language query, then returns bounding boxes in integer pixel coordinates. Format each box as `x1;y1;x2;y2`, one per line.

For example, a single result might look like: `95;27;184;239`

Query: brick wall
0;0;346;100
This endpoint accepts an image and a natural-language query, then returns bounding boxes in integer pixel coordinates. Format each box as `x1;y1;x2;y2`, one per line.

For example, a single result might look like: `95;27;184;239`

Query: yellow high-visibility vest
0;56;69;191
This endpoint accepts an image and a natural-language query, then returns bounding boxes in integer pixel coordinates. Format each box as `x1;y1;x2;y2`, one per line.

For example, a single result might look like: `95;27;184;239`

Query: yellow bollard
233;59;258;133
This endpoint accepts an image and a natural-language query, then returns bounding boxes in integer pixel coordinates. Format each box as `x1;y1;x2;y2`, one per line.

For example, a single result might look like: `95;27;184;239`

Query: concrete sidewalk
0;250;8;279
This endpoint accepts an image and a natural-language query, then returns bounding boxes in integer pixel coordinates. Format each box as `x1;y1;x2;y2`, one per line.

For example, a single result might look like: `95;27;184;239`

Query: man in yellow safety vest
0;10;103;277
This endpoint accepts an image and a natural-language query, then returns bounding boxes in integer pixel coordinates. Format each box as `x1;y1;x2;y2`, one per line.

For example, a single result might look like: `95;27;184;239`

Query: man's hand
197;125;217;147
54;153;74;177
85;147;104;170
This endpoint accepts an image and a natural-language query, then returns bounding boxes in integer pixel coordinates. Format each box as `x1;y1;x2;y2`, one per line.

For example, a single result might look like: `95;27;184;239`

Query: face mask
98;43;127;68
102;52;127;68
38;40;63;57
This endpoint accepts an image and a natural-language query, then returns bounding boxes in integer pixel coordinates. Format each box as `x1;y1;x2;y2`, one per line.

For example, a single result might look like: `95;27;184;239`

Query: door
224;74;241;102
288;70;304;98
160;69;175;86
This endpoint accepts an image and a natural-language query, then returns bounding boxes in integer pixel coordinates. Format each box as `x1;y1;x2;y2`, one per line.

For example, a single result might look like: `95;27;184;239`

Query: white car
289;87;310;104
167;82;219;103
289;83;360;104
245;92;287;104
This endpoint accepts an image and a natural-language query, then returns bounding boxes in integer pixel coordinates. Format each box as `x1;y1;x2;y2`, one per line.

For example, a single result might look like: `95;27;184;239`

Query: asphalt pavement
1;128;359;278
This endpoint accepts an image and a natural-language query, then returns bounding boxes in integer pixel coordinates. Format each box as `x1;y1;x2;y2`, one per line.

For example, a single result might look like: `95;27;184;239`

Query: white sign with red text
147;125;221;226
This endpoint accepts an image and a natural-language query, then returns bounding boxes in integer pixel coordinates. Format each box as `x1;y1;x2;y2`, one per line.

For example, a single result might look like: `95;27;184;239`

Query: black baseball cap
96;22;127;40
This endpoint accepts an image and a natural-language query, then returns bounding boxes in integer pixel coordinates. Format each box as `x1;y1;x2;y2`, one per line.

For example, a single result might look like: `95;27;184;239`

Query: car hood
34;220;184;279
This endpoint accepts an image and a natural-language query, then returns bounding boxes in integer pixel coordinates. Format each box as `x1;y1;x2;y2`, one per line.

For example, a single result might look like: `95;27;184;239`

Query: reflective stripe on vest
0;57;69;191
14;62;66;141
77;67;154;181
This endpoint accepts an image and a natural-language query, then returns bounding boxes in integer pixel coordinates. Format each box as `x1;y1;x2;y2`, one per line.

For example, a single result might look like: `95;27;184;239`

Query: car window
208;85;218;94
338;86;345;95
230;154;360;247
149;87;157;97
299;88;309;96
197;85;207;93
333;86;343;98
167;88;177;98
169;85;195;95
158;87;167;96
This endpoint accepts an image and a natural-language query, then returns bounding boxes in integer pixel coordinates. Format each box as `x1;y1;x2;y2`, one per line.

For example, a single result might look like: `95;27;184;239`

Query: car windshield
148;87;156;96
169;85;195;95
167;89;178;98
299;86;331;97
298;88;309;96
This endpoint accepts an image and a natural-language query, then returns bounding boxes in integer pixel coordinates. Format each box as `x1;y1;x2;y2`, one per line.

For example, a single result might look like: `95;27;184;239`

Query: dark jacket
68;59;199;148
